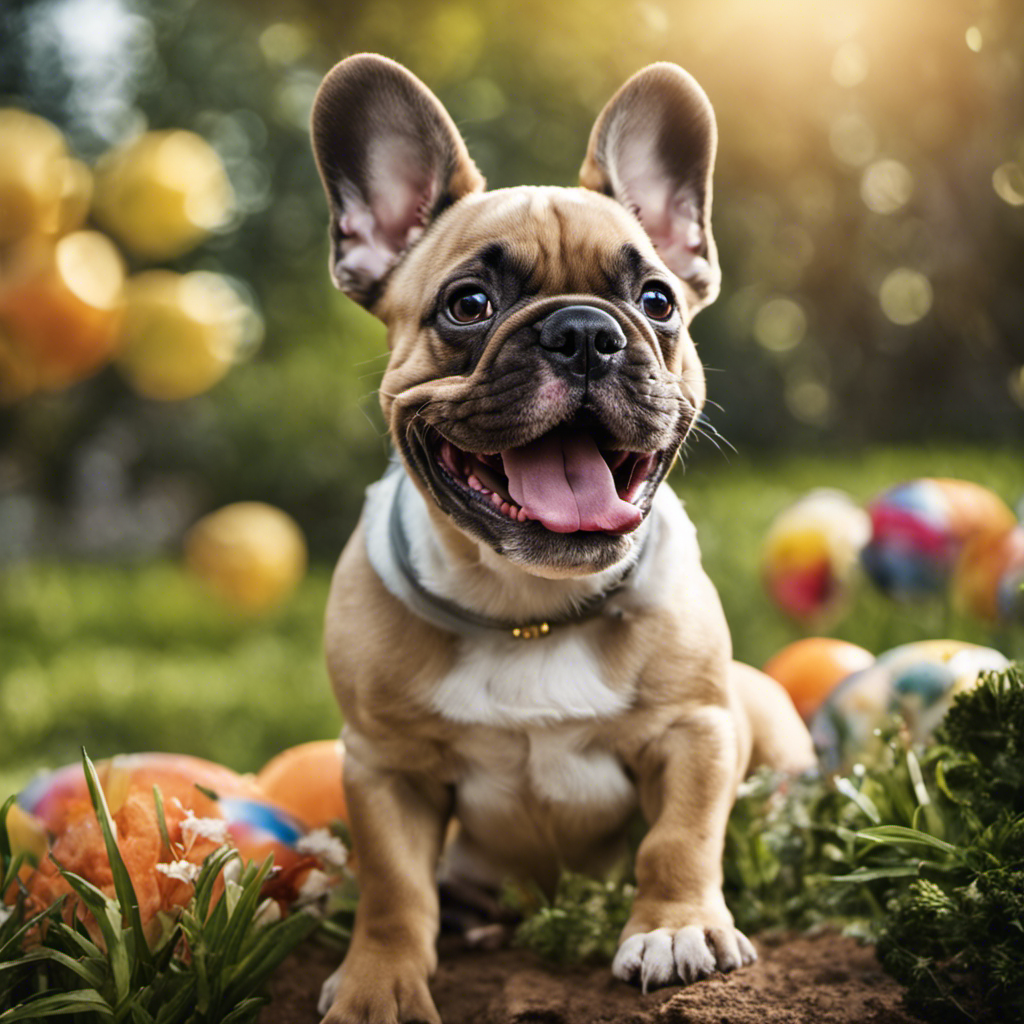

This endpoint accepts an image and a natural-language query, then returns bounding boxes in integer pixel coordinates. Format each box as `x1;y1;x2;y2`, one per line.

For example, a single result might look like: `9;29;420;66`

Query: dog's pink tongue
502;431;643;534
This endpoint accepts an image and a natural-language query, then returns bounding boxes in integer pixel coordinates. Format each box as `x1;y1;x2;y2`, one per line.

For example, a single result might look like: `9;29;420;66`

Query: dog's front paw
318;962;440;1024
612;924;757;993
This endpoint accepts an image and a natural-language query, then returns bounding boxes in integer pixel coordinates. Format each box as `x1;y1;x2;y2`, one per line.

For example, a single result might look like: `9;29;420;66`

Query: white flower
155;859;201;884
180;808;229;848
253;898;282;928
297;868;334;906
296;828;348;870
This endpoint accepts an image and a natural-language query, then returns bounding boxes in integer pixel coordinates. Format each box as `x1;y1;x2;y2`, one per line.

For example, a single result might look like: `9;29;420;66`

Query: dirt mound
262;930;920;1024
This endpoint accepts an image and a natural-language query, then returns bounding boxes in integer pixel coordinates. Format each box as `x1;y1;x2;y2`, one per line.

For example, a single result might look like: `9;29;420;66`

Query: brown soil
261;930;921;1024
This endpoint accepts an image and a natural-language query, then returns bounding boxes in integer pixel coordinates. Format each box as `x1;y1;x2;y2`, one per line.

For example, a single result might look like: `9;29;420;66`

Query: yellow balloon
184;502;307;613
0;109;79;244
92;130;234;261
115;270;255;400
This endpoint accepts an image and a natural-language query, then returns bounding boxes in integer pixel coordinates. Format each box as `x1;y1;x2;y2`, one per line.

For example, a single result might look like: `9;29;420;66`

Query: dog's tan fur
311;54;814;1024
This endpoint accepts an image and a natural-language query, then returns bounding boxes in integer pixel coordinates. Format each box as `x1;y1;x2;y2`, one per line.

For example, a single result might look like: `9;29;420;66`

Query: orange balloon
256;740;347;829
763;638;875;721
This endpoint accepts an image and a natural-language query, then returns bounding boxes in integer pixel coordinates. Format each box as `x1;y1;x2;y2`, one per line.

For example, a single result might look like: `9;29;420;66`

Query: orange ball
256;740;347;829
763;638;875;721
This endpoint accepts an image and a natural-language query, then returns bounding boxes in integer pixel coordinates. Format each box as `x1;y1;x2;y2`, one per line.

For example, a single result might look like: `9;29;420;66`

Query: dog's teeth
517;507;529;522
468;475;482;491
491;493;502;507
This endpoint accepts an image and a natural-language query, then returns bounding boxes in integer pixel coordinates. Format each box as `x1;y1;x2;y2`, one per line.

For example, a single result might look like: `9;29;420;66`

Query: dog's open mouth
432;427;659;535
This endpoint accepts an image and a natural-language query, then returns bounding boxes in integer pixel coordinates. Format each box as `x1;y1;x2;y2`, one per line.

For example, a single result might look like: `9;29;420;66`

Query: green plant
505;872;636;966
864;667;1024;1023
0;750;320;1023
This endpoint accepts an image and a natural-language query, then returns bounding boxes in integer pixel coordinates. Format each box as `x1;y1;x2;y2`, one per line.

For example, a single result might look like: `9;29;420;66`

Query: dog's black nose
536;305;627;379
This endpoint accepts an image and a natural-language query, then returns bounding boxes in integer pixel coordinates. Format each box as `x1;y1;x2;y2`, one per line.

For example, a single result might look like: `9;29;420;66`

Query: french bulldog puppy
310;54;815;1024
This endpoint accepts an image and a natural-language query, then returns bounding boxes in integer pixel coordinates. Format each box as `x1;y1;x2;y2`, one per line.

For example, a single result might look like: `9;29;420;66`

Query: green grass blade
0;946;107;988
217;996;267;1024
54;864;132;1004
48;920;105;961
0;796;14;864
0;989;115;1020
223;911;319;1003
0;900;68;961
151;787;172;858
192;848;238;921
81;749;154;974
834;777;882;824
827;864;923;884
856;825;961;857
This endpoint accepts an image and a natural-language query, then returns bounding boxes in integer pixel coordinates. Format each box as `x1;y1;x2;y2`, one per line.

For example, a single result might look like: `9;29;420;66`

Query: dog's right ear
310;54;485;308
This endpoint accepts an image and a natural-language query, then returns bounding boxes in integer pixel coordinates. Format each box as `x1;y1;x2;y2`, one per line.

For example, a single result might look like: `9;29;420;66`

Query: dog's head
311;55;719;578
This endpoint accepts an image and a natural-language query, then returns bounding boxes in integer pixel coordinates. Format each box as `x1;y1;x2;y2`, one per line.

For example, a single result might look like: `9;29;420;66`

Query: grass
2;443;1023;800
0;564;340;800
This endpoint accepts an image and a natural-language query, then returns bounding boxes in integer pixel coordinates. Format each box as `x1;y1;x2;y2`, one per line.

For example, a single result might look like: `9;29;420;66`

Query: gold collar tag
511;622;551;640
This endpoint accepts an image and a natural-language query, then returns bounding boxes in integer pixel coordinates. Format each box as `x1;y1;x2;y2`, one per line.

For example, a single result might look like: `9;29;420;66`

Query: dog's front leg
614;706;755;992
319;752;451;1024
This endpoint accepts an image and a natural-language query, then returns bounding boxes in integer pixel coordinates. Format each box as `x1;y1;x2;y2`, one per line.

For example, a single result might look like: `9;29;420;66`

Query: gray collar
363;459;652;640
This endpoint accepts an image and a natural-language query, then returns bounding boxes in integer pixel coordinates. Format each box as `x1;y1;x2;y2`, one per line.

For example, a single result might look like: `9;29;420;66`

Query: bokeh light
992;162;1024;206
878;268;933;326
92;130;234;261
115;271;262;401
861;159;914;214
753;297;807;353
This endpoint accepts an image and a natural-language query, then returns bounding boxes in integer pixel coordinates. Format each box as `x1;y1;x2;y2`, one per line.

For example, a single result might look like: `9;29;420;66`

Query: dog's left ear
580;63;720;316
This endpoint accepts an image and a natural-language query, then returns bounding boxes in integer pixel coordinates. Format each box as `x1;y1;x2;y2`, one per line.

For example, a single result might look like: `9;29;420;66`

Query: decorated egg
15;752;308;869
256;740;347;829
184;502;307;613
860;479;1015;599
761;489;871;623
811;640;1010;769
762;638;875;721
953;525;1024;623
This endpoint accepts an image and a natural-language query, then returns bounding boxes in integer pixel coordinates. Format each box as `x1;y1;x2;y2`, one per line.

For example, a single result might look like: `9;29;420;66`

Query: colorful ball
811;640;1009;769
761;489;870;622
256;740;348;830
861;479;1015;599
762;637;875;721
953;525;1024;623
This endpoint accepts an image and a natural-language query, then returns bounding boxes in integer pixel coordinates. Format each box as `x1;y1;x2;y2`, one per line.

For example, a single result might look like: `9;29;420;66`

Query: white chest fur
430;627;628;728
432;629;636;827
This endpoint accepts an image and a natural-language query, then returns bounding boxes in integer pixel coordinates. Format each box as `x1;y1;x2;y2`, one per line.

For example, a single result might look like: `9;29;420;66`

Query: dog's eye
447;288;494;324
640;287;674;321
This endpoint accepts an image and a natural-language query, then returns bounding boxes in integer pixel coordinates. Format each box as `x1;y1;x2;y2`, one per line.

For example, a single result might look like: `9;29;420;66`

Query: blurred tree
0;0;1021;561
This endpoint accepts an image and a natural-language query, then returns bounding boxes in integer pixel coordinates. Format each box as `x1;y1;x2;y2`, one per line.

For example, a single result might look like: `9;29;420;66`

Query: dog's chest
431;628;636;820
430;626;629;727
